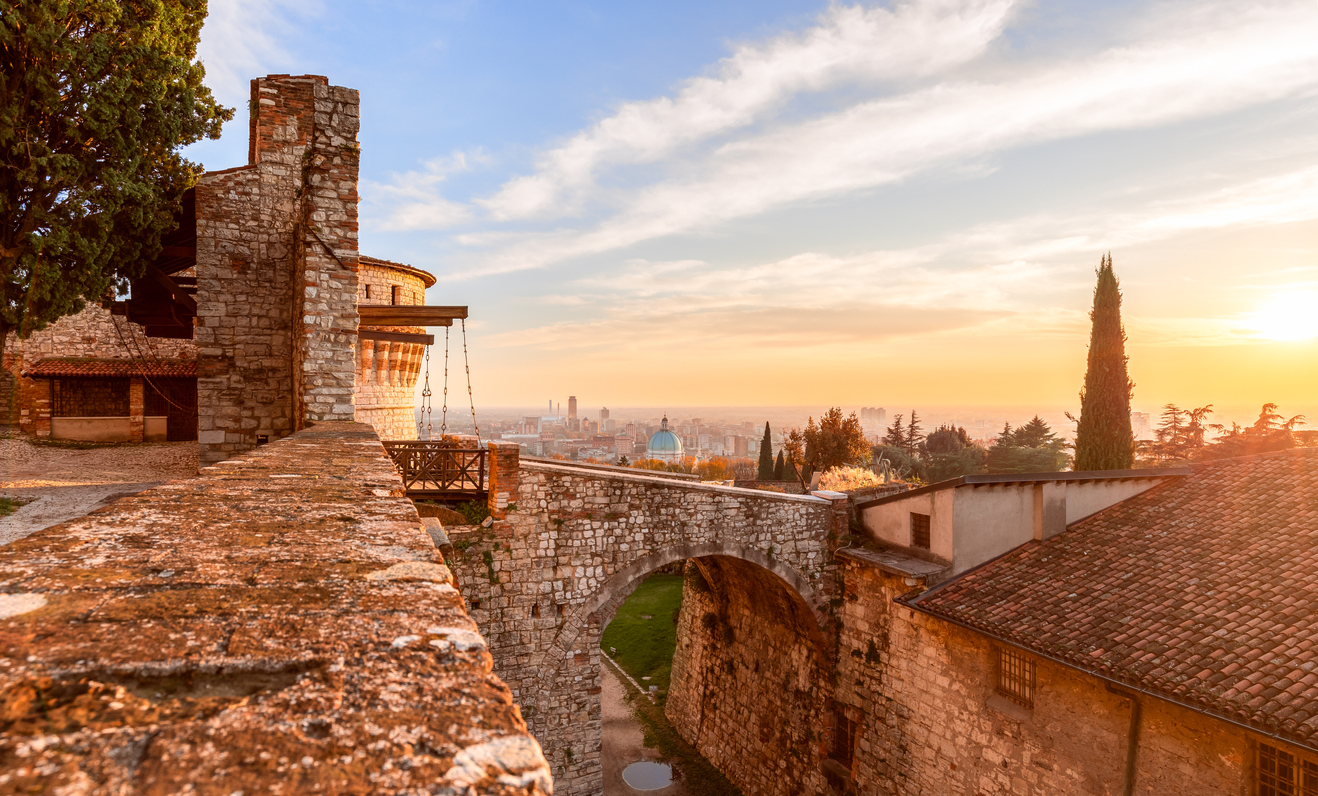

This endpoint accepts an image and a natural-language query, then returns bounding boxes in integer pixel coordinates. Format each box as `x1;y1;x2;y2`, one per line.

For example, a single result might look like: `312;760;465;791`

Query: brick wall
195;75;360;465
833;555;1257;796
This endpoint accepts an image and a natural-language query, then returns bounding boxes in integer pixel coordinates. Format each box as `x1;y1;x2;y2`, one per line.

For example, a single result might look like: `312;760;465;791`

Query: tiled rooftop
21;357;198;379
0;422;550;794
908;448;1318;751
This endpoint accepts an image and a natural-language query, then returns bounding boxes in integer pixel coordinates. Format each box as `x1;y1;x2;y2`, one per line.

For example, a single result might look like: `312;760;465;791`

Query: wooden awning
357;306;468;327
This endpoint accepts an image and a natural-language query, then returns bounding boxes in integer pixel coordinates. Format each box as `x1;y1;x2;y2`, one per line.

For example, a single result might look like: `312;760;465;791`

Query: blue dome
646;416;684;458
647;430;683;453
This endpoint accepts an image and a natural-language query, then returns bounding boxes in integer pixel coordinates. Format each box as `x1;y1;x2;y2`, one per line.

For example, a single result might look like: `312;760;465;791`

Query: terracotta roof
906;448;1318;751
21;357;197;379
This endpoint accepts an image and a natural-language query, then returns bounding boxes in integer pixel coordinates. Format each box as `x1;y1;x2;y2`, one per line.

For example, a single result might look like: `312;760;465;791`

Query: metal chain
440;325;449;436
461;318;480;438
417;344;432;439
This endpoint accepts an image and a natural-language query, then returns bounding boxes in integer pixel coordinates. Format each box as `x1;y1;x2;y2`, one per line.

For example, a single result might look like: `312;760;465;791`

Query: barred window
1259;742;1318;796
995;647;1036;708
910;512;931;549
831;708;858;769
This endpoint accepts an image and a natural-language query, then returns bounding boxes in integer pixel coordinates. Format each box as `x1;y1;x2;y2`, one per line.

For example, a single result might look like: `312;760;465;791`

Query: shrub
819;466;883;492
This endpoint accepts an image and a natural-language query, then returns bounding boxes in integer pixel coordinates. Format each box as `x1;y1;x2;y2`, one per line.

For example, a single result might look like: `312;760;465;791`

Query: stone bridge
447;445;852;796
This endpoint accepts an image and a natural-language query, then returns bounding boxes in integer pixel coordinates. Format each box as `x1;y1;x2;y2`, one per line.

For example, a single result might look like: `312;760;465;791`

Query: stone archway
531;543;832;796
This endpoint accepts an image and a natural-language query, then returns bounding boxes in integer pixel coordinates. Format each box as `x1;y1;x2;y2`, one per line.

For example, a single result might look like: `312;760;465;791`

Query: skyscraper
568;396;577;420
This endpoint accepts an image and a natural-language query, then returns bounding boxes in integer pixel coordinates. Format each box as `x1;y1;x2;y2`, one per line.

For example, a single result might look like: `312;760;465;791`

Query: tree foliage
883;413;905;451
986;417;1070;473
0;0;230;362
773;450;785;480
1198;403;1305;460
1073;254;1135;470
798;407;869;474
756;422;774;479
922;424;986;482
1137;404;1214;465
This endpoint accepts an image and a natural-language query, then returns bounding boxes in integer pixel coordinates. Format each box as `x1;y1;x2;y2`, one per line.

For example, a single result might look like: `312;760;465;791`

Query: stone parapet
0;421;550;795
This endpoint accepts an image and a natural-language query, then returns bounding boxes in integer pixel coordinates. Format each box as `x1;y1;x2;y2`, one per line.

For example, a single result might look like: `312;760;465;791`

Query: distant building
600;406;610;422
645;416;684;463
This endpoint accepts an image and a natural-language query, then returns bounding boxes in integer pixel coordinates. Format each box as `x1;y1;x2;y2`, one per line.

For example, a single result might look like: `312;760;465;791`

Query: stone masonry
195;75;360;465
444;451;849;795
354;257;433;440
667;557;834;796
831;553;1257;796
0;422;550;795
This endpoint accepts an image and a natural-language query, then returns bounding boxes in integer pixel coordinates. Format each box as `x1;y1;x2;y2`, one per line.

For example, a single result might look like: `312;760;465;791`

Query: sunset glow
1252;292;1318;342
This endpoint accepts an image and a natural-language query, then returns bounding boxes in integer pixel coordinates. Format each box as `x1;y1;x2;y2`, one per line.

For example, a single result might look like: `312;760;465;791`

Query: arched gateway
444;452;850;796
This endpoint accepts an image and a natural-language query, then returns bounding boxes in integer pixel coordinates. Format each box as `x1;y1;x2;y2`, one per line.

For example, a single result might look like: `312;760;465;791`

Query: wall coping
521;459;833;505
0;421;550;794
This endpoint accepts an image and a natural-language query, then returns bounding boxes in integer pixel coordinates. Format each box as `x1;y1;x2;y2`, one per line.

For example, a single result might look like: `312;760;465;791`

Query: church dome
646;417;683;461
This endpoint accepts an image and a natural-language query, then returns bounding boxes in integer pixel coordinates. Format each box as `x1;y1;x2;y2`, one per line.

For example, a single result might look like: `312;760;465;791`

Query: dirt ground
602;659;691;796
0;437;198;545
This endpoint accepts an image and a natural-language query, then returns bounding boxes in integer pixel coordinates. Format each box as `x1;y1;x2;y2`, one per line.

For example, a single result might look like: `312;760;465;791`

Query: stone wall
354;258;431;441
195;75;360;465
666;557;832;796
833;553;1258;796
444;454;848;795
4;304;195;436
0;421;550;795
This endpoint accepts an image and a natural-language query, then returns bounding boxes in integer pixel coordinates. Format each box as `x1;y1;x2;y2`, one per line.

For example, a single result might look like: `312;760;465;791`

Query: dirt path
0;438;197;545
602;659;691;796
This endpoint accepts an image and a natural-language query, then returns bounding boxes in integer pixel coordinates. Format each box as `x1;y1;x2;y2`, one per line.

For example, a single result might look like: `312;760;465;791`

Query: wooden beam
358;305;468;326
358;328;435;345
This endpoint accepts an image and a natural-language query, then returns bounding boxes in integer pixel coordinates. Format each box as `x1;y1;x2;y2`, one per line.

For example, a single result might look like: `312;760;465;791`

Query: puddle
623;761;673;791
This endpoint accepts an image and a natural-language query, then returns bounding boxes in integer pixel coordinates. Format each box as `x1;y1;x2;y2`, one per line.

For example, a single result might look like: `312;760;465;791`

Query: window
52;378;129;417
1259;743;1318;796
364;284;372;300
831;707;858;769
910;512;931;549
391;284;401;305
995;647;1036;708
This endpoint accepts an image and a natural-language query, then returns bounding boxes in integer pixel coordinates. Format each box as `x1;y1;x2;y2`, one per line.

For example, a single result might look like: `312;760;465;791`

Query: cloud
481;159;1318;352
461;0;1318;278
195;0;321;107
362;151;485;231
477;0;1019;221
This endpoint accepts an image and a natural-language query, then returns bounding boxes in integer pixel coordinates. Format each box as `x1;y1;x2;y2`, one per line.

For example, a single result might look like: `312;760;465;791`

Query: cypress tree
757;422;775;479
1074;253;1135;470
773;450;786;480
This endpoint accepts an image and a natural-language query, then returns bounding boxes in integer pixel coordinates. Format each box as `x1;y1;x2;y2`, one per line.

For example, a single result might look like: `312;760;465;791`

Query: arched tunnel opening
598;555;832;796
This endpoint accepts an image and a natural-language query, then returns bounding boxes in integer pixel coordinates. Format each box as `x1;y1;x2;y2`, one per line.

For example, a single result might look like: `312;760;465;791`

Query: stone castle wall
833;553;1257;796
666;557;832;796
4;304;195;435
444;452;847;795
354;258;430;441
196;75;360;465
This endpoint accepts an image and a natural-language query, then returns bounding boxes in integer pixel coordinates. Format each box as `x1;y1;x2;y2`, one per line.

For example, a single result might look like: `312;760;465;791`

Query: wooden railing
381;442;486;500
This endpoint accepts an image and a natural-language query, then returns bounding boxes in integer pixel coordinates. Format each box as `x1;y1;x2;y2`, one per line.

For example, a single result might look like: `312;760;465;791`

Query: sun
1251;292;1318;342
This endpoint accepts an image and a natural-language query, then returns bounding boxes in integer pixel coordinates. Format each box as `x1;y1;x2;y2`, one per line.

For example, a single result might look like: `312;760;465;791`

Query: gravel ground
602;660;689;796
0;437;198;545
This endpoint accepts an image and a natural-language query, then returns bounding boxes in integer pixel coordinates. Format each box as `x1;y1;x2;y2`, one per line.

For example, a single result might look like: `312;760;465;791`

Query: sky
186;0;1318;423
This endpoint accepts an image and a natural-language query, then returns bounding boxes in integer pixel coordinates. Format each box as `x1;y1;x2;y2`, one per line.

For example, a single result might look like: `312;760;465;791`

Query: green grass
601;573;684;694
0;497;27;517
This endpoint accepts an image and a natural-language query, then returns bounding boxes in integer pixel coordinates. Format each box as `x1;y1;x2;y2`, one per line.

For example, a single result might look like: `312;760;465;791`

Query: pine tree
1074;254;1135;470
773;450;785;480
757;422;775;479
883;414;906;451
905;410;923;454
